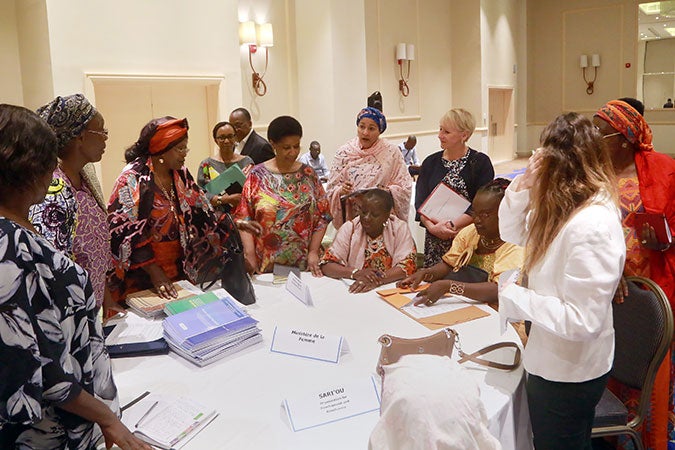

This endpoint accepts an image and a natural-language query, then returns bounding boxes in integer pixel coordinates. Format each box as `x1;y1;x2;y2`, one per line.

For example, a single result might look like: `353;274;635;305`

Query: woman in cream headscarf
326;107;411;228
594;99;675;450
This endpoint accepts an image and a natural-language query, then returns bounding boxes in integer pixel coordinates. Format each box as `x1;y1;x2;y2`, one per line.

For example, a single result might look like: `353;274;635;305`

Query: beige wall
15;0;53;109
0;0;24;105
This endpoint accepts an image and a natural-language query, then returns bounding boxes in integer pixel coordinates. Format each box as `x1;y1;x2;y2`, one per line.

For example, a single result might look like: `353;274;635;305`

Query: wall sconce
580;54;600;95
396;43;415;97
239;21;274;96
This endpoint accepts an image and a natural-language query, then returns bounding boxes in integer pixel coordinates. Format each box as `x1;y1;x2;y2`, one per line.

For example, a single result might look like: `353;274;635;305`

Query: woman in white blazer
498;112;625;450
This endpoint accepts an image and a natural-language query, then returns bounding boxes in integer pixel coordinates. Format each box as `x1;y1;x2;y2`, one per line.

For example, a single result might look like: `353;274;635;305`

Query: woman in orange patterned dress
594;99;675;450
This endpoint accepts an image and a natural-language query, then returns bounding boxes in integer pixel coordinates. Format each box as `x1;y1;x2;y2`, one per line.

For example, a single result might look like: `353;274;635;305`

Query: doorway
488;87;515;164
89;77;221;198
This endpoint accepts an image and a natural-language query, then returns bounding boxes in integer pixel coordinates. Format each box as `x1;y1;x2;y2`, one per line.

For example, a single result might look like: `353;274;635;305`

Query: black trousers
526;372;609;450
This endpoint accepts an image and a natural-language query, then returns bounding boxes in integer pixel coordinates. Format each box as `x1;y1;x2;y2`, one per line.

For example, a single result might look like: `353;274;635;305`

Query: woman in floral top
321;189;417;293
235;116;331;275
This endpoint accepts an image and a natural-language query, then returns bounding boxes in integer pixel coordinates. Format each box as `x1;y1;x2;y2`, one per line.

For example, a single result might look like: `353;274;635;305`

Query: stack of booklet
126;281;202;318
163;289;262;366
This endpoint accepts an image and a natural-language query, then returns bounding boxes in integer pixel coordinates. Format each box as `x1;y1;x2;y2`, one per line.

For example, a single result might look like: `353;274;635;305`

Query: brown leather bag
376;327;521;376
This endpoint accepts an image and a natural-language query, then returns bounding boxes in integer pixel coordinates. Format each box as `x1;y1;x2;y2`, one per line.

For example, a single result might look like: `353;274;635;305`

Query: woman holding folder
415;108;494;267
594;99;675;449
197;121;254;214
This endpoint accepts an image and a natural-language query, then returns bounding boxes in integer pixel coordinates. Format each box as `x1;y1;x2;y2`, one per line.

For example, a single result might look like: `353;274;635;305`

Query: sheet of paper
418;182;471;224
417;305;490;329
401;298;476;319
270;326;345;363
282;376;381;432
106;315;164;344
285;271;314;306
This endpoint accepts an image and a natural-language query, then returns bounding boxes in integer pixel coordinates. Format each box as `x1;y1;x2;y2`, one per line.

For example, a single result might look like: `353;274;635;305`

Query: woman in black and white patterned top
0;104;150;450
415;109;494;267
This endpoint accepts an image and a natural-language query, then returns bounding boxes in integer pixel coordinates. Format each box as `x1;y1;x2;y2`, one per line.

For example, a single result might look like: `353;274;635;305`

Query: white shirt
398;142;419;166
298;152;329;178
497;177;625;383
236;128;254;153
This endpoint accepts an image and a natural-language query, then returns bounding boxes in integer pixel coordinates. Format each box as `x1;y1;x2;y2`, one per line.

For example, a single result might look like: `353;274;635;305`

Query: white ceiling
638;1;675;40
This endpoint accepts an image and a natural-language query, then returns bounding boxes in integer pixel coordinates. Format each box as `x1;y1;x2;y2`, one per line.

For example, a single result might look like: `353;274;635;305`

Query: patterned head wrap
149;118;189;155
36;94;97;150
356;107;387;133
595;100;654;153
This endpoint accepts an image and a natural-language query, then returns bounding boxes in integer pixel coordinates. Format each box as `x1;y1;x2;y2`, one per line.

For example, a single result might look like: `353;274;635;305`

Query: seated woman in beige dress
321;189;417;293
399;178;523;305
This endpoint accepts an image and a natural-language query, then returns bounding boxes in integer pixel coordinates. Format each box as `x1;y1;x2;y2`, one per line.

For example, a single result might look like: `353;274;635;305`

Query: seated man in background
399;135;420;177
299;140;330;182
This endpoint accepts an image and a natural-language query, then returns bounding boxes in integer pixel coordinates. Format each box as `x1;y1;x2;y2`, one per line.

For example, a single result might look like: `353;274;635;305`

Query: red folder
633;212;672;244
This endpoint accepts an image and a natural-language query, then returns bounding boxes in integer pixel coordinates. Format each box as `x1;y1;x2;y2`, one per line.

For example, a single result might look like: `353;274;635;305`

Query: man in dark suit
229;108;275;164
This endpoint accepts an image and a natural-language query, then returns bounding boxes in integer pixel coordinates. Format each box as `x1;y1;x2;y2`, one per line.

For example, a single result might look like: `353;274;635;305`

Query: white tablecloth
111;275;532;450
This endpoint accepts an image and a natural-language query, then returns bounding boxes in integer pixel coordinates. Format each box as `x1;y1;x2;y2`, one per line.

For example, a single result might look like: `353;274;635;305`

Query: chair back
611;276;673;426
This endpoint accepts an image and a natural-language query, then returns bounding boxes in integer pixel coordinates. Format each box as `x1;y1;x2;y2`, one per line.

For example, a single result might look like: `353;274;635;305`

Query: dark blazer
240;130;275;164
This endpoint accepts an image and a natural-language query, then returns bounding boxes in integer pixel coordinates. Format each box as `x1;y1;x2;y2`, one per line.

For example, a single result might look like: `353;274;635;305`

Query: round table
111;274;532;449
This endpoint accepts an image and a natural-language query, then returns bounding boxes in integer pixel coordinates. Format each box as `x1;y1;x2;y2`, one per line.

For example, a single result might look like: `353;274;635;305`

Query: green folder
204;164;246;195
164;291;221;316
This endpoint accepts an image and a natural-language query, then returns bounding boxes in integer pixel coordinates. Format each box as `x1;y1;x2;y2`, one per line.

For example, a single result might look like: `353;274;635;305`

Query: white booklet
417;182;471;224
121;393;218;449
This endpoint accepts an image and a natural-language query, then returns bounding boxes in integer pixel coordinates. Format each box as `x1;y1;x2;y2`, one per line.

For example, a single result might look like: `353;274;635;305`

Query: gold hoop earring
621;143;628;149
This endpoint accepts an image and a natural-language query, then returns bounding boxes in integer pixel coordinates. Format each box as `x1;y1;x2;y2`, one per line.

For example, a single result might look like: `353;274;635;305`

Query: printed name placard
282;376;381;432
285;272;314;307
270;326;346;363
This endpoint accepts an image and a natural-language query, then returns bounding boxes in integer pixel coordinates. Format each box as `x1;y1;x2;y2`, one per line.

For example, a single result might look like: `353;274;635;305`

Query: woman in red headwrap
107;117;259;304
594;99;675;450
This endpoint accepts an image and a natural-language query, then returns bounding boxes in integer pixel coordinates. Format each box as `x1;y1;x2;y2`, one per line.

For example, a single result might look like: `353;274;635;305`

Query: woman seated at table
325;107;411;228
320;188;417;293
398;178;524;306
108;117;258;303
235;115;332;276
0;104;150;450
197;121;254;215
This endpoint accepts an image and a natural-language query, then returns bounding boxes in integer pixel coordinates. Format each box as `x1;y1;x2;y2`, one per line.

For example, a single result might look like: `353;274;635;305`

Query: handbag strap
457;342;521;371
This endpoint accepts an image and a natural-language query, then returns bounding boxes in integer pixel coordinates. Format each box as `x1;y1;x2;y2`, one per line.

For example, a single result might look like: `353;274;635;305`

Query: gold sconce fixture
580;54;600;95
396;43;415;97
239;21;274;96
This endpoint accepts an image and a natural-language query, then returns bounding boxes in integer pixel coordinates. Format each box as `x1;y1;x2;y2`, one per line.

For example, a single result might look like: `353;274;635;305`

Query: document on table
105;314;164;345
282;376;381;432
401;296;481;319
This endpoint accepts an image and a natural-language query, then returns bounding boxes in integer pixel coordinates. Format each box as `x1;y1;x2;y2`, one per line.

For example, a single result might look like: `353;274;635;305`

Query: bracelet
447;281;465;296
351;268;359;279
216;196;223;206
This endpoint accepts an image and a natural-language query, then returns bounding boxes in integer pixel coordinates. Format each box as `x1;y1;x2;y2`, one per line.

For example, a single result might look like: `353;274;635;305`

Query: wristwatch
351;268;359;279
216;196;223;206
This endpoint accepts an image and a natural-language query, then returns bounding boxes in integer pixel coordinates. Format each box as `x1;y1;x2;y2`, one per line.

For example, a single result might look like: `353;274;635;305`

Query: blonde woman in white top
498;112;625;450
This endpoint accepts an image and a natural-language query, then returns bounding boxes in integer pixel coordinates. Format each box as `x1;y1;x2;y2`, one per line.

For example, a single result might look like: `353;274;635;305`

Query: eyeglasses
172;146;189;155
216;134;236;142
470;209;497;220
601;132;622;139
86;129;109;138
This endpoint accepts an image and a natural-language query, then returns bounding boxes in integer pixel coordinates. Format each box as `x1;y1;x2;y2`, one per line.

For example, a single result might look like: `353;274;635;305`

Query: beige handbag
376;327;521;376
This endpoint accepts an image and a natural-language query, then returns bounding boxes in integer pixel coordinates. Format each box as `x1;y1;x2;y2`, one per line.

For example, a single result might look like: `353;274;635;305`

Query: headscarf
36;94;97;150
356;107;387;133
149;118;189;155
594;100;654;153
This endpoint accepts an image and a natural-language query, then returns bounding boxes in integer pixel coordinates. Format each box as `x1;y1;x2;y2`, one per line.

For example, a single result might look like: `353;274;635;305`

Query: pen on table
135;401;159;428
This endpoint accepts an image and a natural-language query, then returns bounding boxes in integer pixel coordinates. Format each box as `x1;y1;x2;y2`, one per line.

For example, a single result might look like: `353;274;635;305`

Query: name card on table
285;271;314;307
282;376;381;432
270;326;347;363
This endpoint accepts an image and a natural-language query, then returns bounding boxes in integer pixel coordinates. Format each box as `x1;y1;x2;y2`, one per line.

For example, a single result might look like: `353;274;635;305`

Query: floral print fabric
0;218;119;449
235;164;331;273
